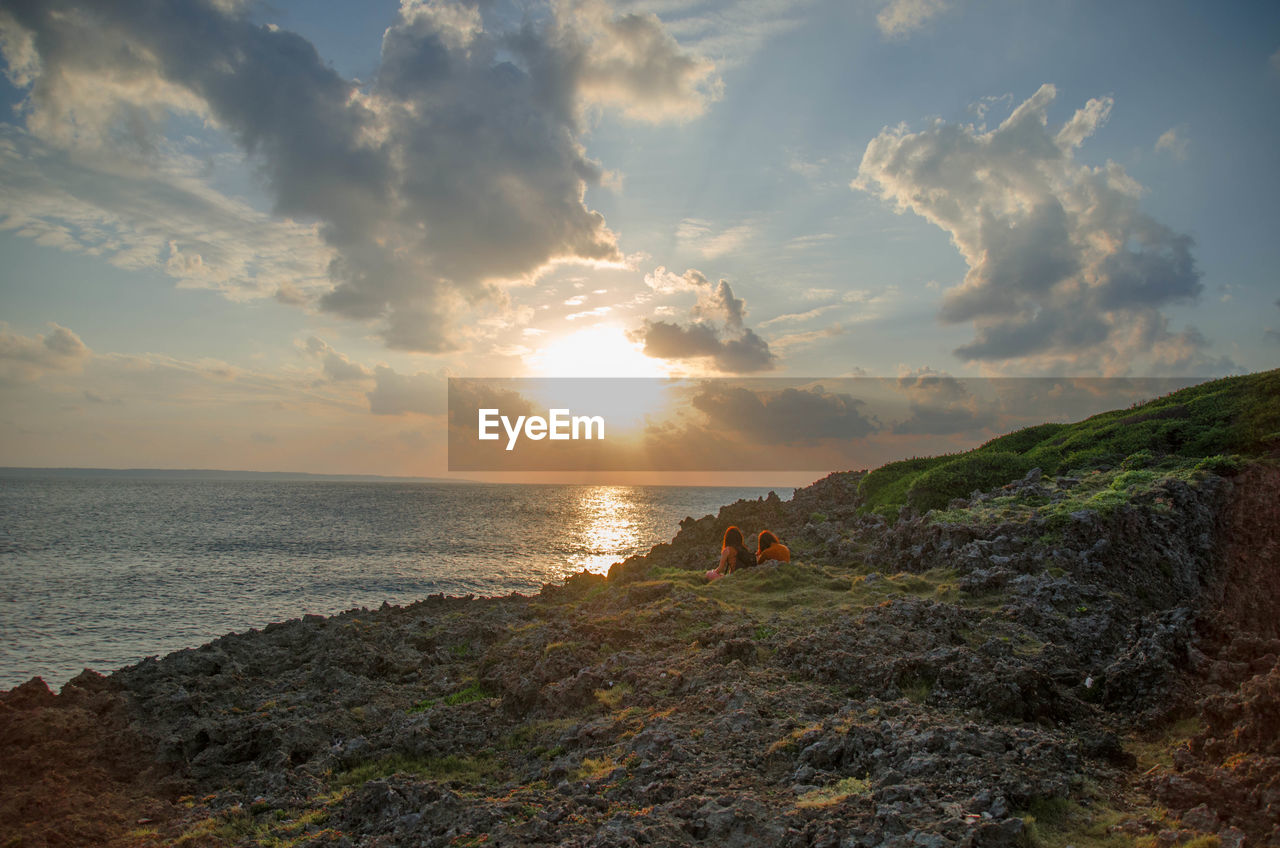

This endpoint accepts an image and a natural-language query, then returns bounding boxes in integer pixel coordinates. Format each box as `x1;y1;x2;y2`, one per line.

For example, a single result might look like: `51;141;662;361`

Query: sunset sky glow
1;0;1277;483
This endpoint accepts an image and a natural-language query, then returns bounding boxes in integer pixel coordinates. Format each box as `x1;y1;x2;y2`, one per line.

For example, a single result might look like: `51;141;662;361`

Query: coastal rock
3;462;1278;847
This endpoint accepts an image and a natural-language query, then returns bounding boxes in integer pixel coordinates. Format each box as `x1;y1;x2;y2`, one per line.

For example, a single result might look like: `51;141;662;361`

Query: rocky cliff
3;373;1278;848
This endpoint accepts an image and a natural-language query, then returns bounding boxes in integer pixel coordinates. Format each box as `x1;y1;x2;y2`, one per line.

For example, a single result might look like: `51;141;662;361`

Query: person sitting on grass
755;530;790;565
706;525;753;582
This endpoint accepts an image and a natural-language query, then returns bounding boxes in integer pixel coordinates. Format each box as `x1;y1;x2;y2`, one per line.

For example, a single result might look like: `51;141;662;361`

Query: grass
766;722;824;756
856;370;1280;521
594;681;633;710
334;753;499;788
647;561;992;625
1130;716;1201;773
926;461;1225;535
576;756;620;782
174;805;336;848
899;675;932;704
796;777;872;808
1016;791;1176;848
443;682;493;706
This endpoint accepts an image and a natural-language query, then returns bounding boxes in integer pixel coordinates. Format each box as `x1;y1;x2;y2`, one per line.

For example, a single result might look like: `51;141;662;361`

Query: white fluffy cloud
0;0;720;352
876;0;951;39
632;266;775;372
855;84;1214;374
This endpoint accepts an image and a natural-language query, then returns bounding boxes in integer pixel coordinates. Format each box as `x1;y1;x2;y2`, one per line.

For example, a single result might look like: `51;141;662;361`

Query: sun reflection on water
567;486;643;575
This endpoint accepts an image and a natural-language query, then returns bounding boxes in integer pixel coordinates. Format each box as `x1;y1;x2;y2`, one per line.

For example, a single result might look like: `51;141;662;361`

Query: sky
0;0;1276;484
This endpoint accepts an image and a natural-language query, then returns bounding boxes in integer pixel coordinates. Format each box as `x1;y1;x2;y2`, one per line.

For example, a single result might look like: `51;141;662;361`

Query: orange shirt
756;543;790;564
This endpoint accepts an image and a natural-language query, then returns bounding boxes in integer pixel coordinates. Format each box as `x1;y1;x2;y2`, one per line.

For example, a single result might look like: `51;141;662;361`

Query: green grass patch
1017;790;1174;848
856;370;1280;521
335;753;499;788
443;682;494;706
754;624;778;640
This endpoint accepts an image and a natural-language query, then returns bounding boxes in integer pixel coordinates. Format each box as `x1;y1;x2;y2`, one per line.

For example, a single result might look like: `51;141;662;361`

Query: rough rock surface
2;464;1277;847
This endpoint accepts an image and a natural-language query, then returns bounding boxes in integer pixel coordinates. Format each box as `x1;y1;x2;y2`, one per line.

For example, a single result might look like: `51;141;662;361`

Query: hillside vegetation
858;370;1280;520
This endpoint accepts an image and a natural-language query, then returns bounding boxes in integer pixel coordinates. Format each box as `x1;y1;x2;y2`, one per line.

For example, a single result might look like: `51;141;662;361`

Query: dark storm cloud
0;0;719;352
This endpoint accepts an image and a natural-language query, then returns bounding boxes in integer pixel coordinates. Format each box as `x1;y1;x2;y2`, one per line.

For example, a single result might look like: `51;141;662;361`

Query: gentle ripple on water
0;476;788;689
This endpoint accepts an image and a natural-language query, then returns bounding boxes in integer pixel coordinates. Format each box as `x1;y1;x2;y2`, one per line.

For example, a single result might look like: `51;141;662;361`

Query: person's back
756;530;790;564
707;525;752;581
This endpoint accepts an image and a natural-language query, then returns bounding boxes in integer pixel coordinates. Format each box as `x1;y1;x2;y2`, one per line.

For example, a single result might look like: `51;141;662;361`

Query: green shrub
906;451;1033;513
1194;454;1245;476
852;370;1277;521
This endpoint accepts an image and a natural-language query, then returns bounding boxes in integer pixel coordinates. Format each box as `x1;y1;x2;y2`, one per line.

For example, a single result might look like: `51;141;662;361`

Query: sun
527;324;673;378
523;324;676;433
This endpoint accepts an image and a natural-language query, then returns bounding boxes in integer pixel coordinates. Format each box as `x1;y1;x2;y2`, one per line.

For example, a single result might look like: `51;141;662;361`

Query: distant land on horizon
0;467;469;484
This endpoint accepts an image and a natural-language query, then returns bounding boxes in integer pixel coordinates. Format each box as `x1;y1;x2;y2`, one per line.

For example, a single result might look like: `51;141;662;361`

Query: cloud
1155;127;1189;160
0;323;91;383
676;217;759;258
644;265;708;294
366;366;445;416
768;324;847;353
555;0;723;121
891;368;996;435
636;320;774;372
0;0;718;352
785;233;837;251
0;127;334;301
303;337;372;383
758;304;840;327
688;383;879;445
876;0;951;39
1271;48;1280;75
855;84;1213;374
566;306;613;320
632;267;776;372
630;0;814;69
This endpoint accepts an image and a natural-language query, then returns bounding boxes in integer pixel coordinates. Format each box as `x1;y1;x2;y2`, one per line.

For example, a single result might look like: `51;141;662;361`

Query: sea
0;474;789;691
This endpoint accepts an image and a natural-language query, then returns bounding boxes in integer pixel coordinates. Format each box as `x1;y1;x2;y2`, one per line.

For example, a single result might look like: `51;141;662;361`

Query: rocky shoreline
2;462;1278;848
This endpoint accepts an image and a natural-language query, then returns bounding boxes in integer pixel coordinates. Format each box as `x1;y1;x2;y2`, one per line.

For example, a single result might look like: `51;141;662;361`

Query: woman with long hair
706;525;753;582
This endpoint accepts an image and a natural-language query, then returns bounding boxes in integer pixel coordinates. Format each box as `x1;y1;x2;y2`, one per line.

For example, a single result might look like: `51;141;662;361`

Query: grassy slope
858;370;1280;520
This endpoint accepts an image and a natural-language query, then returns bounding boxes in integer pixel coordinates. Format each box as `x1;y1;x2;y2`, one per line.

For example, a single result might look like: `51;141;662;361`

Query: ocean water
0;476;788;690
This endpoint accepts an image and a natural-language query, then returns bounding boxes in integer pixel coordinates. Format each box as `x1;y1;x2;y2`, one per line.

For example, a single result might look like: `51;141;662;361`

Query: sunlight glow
527;324;672;379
